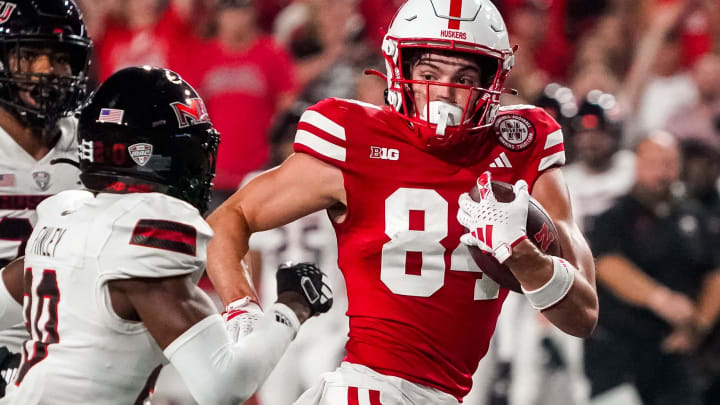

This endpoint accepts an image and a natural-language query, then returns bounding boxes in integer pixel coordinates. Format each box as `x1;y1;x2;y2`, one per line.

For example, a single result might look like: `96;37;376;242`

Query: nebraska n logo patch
130;219;197;256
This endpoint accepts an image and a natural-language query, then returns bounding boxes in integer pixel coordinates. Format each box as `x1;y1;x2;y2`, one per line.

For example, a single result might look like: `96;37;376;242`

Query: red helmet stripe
448;0;463;29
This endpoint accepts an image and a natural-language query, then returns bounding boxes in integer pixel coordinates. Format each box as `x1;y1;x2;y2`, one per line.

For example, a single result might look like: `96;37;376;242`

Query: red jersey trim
130;219;197;256
0;195;52;210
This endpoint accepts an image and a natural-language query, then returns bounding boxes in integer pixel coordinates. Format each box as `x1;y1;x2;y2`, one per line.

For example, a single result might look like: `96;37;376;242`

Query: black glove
0;346;21;397
276;262;333;316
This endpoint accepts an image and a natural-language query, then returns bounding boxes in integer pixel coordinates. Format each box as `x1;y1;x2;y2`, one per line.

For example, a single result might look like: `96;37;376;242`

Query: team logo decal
32;171;50;191
0;2;17;25
494;114;536;151
128;143;153;166
170;98;210;128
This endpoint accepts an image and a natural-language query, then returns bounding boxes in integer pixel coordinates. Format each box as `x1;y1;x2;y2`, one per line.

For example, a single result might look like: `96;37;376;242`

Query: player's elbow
549;307;597;338
206;203;233;228
570;295;599;338
546;288;599;338
572;306;598;338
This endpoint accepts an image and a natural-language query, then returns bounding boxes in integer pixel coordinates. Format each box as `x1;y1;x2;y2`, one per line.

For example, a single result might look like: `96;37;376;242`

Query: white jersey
0;118;80;265
1;191;212;405
0;118;80;353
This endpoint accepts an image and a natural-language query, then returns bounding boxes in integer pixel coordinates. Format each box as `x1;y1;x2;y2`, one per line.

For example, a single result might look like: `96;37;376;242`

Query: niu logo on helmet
170;98;210;128
0;2;16;24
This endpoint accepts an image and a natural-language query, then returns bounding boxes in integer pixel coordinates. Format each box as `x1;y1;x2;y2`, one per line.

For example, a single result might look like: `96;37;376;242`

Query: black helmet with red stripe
77;66;220;214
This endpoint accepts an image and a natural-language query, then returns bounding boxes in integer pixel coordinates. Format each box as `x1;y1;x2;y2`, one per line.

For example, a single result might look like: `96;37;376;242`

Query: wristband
522;256;575;310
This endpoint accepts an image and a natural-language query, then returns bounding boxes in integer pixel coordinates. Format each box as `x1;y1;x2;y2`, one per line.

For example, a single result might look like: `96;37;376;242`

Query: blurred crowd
70;0;720;404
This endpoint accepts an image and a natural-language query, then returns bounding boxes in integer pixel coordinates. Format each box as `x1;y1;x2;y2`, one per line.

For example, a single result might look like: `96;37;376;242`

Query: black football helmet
78;67;220;214
0;0;92;133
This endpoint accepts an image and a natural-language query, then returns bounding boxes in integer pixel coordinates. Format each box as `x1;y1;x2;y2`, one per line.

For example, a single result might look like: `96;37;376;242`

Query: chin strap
50;158;80;168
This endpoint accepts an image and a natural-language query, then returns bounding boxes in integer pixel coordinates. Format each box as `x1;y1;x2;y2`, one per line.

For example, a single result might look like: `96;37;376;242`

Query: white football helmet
380;0;514;150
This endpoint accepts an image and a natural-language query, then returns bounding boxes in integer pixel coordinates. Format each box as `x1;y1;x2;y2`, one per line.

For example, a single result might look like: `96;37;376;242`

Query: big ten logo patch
370;146;400;161
494;114;536;151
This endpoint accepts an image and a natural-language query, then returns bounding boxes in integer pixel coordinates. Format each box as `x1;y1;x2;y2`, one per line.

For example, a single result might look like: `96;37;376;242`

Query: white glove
457;171;530;263
222;296;263;342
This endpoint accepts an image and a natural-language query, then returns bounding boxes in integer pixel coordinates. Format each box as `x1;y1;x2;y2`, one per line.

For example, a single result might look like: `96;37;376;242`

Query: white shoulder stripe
338;98;383;110
295;130;346;162
538;151;566;171
544;129;563;149
299;110;346;141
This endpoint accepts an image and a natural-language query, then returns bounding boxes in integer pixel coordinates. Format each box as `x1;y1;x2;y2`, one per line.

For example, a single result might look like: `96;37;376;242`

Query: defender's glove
457;172;530;263
276;262;333;316
222;296;263;342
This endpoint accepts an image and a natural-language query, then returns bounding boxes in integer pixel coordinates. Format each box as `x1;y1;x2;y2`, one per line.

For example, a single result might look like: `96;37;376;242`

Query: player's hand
457;172;529;263
222;296;263;343
276;262;333;318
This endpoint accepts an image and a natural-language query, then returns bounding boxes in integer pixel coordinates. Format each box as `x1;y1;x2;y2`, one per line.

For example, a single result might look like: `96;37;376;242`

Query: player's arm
108;263;332;405
506;168;598;337
206;152;345;306
0;257;24;330
459;169;598;336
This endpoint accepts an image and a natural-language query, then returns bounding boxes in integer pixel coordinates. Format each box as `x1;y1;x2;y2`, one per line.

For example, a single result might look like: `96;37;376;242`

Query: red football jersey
293;98;565;400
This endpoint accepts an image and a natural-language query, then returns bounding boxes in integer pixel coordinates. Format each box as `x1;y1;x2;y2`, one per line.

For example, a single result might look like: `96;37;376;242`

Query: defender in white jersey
0;66;334;405
0;0;93;390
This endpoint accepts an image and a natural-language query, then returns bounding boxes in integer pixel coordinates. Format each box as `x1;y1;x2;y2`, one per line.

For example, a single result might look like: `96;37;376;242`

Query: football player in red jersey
206;0;598;403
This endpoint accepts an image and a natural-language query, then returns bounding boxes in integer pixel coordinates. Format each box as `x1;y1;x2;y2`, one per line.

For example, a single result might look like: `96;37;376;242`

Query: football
467;180;562;293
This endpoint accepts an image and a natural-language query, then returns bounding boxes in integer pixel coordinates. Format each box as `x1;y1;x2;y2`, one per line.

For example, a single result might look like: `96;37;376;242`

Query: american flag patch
98;108;124;124
0;174;15;187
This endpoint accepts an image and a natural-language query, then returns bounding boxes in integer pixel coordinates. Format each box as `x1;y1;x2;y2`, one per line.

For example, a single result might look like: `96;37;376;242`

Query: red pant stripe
369;389;382;405
348;386;359;405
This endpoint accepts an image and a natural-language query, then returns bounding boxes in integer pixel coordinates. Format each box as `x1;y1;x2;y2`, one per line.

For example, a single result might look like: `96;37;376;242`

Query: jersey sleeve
36;190;93;217
97;195;213;281
293;98;349;169
527;107;566;175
